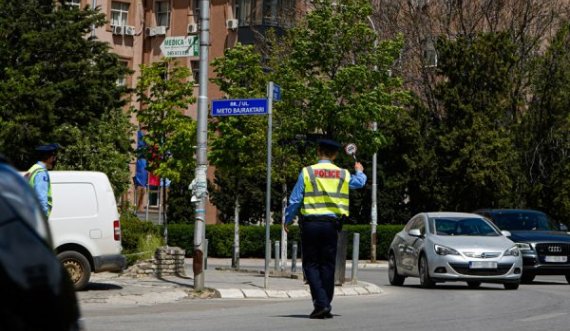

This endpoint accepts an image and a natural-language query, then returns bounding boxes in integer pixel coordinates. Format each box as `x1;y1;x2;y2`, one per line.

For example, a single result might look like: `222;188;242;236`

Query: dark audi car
475;209;570;284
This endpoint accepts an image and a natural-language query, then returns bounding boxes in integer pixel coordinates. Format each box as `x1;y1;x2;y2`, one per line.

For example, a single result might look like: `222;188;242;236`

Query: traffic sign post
160;36;199;58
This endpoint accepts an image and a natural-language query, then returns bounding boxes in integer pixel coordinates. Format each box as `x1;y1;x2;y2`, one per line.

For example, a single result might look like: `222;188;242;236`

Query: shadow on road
83;282;123;291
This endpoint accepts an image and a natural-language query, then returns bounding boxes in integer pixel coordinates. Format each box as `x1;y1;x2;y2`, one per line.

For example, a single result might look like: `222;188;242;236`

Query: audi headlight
515;243;532;251
434;244;460;256
504;245;520;256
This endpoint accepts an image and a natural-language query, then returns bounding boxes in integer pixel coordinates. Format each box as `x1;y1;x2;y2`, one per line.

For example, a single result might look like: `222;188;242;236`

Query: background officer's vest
26;164;52;216
301;162;350;217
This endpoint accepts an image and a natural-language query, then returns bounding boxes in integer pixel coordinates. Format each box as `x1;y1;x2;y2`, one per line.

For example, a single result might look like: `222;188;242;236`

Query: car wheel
419;255;435;288
388;252;405;286
521;273;535;283
504;282;519;290
58;251;91;291
565;274;570;284
467;281;481;289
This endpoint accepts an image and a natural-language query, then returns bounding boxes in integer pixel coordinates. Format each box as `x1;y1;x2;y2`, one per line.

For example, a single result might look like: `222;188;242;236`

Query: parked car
388;212;522;290
475;209;570;284
47;171;126;290
1;157;82;330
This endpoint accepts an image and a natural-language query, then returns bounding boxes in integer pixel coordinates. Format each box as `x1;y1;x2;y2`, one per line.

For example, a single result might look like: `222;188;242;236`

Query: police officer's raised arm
349;162;366;190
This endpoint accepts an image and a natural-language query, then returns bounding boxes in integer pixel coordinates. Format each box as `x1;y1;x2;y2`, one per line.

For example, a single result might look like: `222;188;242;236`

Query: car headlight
434;244;460;256
515;243;532;251
504;245;520;256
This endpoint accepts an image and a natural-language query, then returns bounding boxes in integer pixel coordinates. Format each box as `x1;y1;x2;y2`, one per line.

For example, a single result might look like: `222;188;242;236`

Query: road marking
519;312;567;322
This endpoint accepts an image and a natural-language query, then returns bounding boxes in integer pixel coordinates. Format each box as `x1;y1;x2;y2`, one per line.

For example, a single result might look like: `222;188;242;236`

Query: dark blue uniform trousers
300;220;338;311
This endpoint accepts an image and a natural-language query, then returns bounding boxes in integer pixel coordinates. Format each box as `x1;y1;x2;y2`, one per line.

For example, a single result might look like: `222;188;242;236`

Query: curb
213;281;382;299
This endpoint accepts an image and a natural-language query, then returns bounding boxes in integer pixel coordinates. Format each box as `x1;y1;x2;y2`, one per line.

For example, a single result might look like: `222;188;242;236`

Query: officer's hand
284;224;289;233
355;162;364;172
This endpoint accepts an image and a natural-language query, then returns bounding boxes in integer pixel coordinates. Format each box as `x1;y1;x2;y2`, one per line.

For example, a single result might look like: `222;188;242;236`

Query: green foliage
132;59;196;183
0;0;132;194
122;222;405;260
120;212;161;253
210;0;408;224
521;24;570;222
431;33;520;211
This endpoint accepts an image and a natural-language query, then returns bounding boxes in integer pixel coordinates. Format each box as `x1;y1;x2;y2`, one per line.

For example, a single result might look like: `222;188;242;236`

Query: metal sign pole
264;82;274;289
192;0;210;291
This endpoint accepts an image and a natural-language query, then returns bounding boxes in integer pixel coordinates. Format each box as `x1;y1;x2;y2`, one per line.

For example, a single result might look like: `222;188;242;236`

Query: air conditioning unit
146;26;167;37
112;25;124;35
123;25;136;36
226;19;239;30
187;23;198;34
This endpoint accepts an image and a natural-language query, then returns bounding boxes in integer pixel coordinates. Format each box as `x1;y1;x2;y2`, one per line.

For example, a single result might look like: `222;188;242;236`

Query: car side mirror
501;230;511;237
409;229;422;238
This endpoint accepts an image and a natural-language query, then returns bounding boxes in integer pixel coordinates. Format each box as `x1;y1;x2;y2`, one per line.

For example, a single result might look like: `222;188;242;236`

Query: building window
263;0;278;25
65;0;81;8
111;1;129;27
421;37;437;68
155;1;171;27
116;60;129;87
190;60;199;83
237;0;257;26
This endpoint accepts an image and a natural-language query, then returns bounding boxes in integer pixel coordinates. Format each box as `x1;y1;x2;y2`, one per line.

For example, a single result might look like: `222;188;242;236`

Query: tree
522;24;570;223
209;44;278;224
0;0;131;195
210;1;408;224
132;59;196;223
267;0;407;223
431;33;520;211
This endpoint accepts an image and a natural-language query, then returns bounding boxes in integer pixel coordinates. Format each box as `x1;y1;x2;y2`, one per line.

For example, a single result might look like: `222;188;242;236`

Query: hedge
122;218;405;260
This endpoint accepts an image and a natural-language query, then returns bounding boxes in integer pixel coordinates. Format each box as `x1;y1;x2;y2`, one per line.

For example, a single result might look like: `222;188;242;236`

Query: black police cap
317;139;341;151
35;143;60;153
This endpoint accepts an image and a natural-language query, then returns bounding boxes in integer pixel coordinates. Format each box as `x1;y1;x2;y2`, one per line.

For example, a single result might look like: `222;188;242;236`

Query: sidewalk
77;258;387;306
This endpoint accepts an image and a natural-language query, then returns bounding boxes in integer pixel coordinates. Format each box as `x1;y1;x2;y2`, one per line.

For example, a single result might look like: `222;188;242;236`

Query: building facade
71;0;299;223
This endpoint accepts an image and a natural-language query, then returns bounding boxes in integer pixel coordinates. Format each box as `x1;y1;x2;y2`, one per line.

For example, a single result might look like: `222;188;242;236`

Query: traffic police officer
26;143;60;217
285;139;367;319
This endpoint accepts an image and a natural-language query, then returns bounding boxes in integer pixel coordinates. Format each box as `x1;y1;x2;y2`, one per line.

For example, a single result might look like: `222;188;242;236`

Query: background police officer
284;139;367;319
26;143;60;217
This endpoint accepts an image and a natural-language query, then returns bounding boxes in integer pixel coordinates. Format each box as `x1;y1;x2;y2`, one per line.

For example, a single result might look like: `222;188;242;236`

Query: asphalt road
82;269;570;331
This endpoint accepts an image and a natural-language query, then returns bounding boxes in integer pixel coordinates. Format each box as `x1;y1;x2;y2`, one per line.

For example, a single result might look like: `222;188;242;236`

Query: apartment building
69;0;298;223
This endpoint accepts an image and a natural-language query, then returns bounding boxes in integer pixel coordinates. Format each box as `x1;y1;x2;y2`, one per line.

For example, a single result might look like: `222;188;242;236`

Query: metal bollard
204;238;209;270
291;241;298;273
352;233;360;284
334;231;348;285
274;240;280;271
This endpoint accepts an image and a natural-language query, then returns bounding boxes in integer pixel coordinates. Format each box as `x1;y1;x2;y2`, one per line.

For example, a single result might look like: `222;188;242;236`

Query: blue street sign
211;99;268;117
273;84;281;101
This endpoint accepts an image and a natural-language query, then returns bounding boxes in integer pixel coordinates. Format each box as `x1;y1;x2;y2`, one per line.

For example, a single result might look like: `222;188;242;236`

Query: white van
48;171;126;290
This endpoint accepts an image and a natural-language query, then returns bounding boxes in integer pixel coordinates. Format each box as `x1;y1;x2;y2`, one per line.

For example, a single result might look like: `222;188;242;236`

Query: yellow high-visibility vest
27;163;52;216
301;162;350;217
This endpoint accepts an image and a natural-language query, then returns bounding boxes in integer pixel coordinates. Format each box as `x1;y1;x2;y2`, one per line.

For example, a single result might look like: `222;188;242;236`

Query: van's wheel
419;255;435;288
58;251;91;291
388;252;405;286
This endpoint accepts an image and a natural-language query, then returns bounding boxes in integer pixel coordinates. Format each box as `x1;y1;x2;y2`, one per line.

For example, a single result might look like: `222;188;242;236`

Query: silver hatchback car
388;212;523;290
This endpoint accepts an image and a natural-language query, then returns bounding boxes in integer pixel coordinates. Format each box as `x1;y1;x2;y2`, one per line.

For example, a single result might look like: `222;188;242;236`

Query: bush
121;218;405;261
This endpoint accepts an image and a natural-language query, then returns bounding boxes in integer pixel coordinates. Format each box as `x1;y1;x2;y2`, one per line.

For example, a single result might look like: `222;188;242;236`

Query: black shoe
309;308;329;319
324;311;333;319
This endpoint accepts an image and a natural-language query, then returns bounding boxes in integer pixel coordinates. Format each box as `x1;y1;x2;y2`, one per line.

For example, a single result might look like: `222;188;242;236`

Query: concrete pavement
77;258;387;306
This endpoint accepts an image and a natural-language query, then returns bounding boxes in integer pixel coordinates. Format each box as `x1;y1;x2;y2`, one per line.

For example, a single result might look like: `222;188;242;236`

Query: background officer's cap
317;139;341;151
35;143;60;154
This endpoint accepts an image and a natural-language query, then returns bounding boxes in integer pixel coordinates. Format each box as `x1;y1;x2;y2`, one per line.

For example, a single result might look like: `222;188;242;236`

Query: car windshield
489;212;558;231
431;217;500;236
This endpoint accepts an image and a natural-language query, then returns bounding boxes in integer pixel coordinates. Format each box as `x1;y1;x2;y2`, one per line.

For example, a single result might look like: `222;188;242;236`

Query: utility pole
192;0;210;291
264;82;274;289
367;15;379;263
